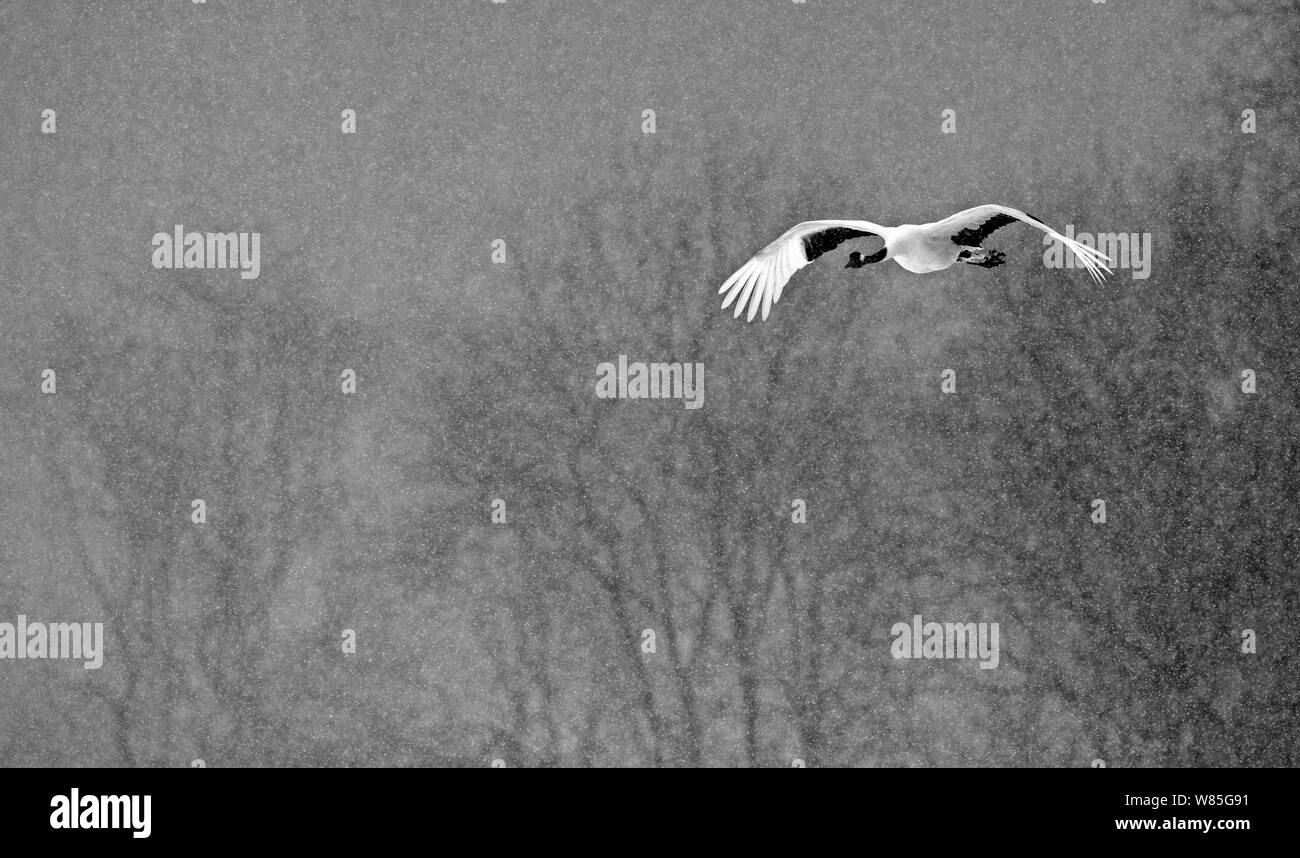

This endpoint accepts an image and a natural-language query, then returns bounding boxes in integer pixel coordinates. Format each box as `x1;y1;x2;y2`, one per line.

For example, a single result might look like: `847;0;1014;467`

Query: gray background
0;0;1295;766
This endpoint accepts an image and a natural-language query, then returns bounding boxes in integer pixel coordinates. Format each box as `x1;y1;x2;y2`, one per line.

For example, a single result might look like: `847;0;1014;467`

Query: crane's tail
1049;232;1113;284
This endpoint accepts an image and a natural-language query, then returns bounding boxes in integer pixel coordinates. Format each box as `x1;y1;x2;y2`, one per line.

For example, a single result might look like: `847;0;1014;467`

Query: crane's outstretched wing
718;219;889;322
928;205;1113;283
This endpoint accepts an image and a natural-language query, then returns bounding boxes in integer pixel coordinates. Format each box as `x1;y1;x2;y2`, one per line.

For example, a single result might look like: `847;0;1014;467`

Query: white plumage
718;205;1113;322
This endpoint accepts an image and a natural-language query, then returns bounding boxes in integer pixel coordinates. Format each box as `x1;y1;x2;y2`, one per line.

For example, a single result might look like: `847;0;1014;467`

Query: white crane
718;204;1112;322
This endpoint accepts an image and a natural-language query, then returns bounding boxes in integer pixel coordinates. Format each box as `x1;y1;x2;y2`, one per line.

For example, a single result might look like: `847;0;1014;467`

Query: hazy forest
0;0;1296;766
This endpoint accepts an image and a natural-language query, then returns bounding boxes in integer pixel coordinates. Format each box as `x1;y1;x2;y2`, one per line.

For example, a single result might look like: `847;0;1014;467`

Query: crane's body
888;224;962;273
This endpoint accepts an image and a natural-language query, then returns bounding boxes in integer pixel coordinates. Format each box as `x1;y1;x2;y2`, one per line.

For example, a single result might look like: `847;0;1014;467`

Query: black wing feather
950;212;1042;246
801;226;877;261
